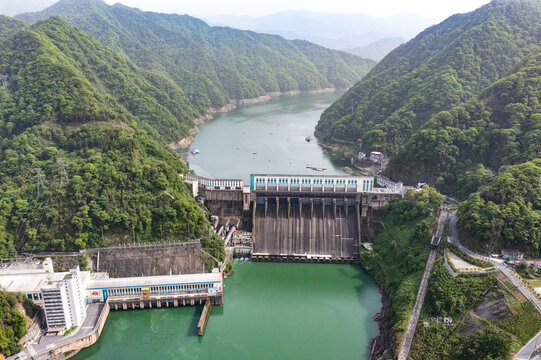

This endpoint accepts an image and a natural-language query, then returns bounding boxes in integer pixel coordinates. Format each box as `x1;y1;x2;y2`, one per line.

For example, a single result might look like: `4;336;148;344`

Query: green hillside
0;18;223;259
457;159;541;255
387;51;541;196
18;0;375;113
316;0;541;155
0;15;26;41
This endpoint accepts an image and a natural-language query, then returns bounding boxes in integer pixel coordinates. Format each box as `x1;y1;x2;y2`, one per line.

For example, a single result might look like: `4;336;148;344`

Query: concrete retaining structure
52;302;110;359
108;293;223;309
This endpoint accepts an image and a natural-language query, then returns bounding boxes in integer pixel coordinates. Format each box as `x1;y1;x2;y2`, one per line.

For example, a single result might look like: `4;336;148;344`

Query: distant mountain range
202;11;435;58
17;0;375;116
344;37;405;61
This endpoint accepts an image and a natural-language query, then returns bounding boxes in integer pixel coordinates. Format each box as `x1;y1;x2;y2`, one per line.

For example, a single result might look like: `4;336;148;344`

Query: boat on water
305;136;313;142
191;149;200;155
306;165;327;172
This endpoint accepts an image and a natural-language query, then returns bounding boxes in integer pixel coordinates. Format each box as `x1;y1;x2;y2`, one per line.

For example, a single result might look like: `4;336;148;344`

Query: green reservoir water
187;91;350;182
74;261;381;360
74;92;381;359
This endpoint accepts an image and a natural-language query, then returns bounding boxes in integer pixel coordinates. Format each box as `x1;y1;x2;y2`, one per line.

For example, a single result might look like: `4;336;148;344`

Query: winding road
449;213;541;360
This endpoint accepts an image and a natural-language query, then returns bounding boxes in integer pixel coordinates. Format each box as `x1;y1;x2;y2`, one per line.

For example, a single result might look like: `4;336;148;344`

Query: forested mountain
316;0;541;155
344;37;404;61
0;15;26;40
391;52;541;255
18;0;375;115
458;159;540;255
0;17;223;259
387;51;541;196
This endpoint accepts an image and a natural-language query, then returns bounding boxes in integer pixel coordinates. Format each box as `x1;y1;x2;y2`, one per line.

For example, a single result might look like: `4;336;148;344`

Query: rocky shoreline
169;88;336;150
370;287;396;360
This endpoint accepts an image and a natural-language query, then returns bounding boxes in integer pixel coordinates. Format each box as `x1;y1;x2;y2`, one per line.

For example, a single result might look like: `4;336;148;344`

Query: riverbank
170;88;336;150
369;288;395;360
359;186;444;358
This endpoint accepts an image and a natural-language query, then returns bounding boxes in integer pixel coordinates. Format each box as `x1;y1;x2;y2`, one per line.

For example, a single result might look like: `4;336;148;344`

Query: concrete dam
253;197;360;262
187;173;403;263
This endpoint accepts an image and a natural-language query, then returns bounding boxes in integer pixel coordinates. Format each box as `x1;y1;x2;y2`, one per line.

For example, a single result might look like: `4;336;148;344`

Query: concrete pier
109;293;223;311
197;299;212;336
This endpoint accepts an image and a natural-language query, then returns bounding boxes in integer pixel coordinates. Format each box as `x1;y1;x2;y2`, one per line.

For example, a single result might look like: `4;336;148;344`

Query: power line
33;168;45;199
57;158;69;187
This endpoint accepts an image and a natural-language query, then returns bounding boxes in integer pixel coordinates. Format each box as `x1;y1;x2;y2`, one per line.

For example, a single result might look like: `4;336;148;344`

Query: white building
62;267;87;328
40;266;87;329
41;283;70;329
0;260;89;330
377;175;403;191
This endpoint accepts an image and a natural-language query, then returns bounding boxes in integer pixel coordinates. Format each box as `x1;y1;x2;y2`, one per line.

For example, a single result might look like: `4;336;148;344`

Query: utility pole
57;158;69;188
33;168;45;198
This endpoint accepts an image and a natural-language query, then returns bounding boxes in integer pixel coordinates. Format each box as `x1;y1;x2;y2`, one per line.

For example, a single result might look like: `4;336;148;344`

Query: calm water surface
74;261;380;360
74;92;381;360
188;91;350;182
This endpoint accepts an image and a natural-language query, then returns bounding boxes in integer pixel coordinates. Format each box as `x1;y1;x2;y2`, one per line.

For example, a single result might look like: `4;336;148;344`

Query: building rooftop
87;272;221;290
501;249;522;255
251;174;372;179
0;271;90;294
0;257;53;275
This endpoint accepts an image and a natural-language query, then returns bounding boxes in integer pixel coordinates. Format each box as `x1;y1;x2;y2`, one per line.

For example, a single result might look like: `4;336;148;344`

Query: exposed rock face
370;290;395;360
93;244;211;277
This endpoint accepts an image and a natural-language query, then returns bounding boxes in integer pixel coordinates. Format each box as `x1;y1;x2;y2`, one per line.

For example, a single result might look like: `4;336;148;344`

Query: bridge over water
187;173;404;263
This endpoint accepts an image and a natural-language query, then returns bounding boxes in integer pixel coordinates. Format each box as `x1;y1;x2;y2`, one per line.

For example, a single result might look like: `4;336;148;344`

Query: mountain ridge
0;16;223;258
17;0;375;115
316;0;541;155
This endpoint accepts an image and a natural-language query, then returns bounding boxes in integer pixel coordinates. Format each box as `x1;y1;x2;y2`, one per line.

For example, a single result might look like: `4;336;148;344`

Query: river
188;91;350;182
74;91;381;360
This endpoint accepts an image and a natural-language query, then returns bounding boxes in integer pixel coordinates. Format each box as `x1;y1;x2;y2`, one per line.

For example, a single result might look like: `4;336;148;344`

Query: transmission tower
0;74;8;94
57;158;69;187
33;168;45;198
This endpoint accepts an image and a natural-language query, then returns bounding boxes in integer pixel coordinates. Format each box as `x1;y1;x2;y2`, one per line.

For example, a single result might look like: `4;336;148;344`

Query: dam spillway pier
187;173;404;263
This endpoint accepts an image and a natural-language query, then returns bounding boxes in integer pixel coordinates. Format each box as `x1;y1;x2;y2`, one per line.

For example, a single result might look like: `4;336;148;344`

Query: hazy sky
102;0;491;19
0;0;492;19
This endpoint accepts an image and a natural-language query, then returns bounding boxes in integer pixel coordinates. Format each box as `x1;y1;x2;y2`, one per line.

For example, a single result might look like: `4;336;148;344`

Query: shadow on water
351;264;382;346
187;306;203;337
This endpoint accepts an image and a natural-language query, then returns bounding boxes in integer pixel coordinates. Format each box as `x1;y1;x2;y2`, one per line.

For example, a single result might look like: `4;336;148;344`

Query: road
397;210;447;360
9;303;104;360
448;213;541;360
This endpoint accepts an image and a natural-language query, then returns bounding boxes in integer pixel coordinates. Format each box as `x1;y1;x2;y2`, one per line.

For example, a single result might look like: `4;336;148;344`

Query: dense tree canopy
0;292;27;357
0;17;223;260
17;0;375;114
387;51;541;197
316;0;540;155
457;159;541;255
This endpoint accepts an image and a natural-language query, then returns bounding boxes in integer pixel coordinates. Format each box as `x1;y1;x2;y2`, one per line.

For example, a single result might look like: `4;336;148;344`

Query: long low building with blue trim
86;272;223;304
250;174;374;192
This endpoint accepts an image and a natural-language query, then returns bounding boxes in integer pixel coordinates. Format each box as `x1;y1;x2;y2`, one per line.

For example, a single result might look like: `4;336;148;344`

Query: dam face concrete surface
253;197;359;261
